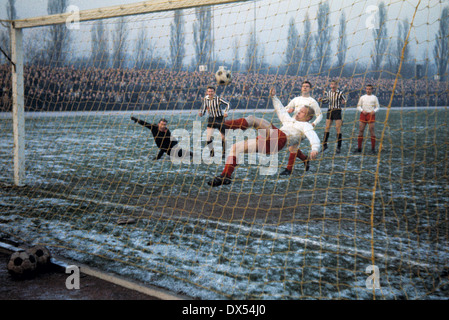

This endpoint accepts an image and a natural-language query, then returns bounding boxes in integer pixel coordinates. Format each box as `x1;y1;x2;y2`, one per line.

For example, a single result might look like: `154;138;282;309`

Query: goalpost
0;0;448;300
10;26;25;186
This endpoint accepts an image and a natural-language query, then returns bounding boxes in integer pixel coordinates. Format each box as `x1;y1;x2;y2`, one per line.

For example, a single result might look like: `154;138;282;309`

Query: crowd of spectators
0;64;448;112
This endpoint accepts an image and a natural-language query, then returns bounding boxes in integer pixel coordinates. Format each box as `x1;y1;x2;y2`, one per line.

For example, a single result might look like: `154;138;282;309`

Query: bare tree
6;0;16;20
1;0;17;63
231;38;240;72
300;12;313;76
245;28;264;73
170;10;185;71
285;17;301;75
135;25;154;70
434;6;449;81
111;17;128;69
314;1;332;74
389;18;412;78
337;11;347;73
0;32;7;64
193;6;212;69
47;0;70;67
371;2;388;75
91;20;109;68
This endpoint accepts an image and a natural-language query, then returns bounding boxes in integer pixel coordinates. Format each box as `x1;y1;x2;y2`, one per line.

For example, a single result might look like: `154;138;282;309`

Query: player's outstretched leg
224;118;249;130
224;115;272;131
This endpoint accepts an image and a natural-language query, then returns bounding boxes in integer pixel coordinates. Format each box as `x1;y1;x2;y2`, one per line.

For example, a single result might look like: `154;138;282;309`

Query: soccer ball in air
26;245;52;270
215;67;232;85
7;250;37;279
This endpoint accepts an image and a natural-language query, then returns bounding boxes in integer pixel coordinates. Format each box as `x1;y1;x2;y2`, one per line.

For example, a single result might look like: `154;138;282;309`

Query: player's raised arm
131;116;156;130
270;89;293;125
285;99;296;113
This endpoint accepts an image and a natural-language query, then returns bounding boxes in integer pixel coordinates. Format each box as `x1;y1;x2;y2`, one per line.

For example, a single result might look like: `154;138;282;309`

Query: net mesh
0;0;448;299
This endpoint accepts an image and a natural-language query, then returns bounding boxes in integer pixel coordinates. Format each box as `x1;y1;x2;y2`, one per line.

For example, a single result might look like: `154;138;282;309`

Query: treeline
1;1;448;81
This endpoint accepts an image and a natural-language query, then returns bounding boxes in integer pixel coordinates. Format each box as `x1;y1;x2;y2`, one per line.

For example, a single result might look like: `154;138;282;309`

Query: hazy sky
0;0;445;65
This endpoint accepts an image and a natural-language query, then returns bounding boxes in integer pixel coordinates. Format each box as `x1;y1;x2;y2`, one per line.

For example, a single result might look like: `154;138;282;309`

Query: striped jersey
201;95;230;118
322;90;346;110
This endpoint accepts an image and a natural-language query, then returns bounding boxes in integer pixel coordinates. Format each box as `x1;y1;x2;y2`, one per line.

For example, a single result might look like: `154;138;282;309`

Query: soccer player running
207;88;320;187
355;84;380;154
199;86;230;158
318;80;347;153
131;117;193;160
279;80;323;175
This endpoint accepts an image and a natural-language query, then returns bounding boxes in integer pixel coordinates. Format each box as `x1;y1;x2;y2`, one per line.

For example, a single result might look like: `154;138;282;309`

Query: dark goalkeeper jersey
136;119;173;149
133;118;178;159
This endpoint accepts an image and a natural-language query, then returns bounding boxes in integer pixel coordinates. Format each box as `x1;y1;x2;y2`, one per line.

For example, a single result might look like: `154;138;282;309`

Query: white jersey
273;96;321;152
285;96;323;127
357;94;380;113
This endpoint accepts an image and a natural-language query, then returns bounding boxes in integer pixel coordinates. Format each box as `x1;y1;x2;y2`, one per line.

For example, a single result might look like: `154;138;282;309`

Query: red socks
296;149;307;161
222;156;237;178
358;136;363;150
283;150;307;173
286;152;297;172
358;136;376;150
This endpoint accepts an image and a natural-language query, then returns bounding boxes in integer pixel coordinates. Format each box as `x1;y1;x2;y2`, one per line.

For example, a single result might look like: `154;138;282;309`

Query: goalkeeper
131;116;193;160
208;88;320;187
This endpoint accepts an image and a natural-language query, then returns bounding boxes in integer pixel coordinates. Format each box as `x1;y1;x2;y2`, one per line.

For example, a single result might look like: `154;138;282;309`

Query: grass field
0;107;448;299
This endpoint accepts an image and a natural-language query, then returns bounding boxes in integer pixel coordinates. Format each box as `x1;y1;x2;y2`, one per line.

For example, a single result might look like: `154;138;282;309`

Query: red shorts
360;112;376;123
256;125;287;154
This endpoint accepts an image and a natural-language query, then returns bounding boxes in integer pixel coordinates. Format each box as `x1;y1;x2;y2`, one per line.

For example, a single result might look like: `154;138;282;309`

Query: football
215;67;232;85
26;245;52;270
7;250;37;278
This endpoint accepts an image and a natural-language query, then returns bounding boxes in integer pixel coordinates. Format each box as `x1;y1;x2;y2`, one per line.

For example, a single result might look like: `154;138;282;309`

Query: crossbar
13;0;250;29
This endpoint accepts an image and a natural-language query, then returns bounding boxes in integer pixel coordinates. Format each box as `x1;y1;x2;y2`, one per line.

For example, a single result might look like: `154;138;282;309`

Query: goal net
0;0;448;299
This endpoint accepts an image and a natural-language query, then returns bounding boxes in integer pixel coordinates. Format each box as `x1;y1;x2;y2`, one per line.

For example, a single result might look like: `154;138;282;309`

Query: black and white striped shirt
322;90;346;110
201;95;230;118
